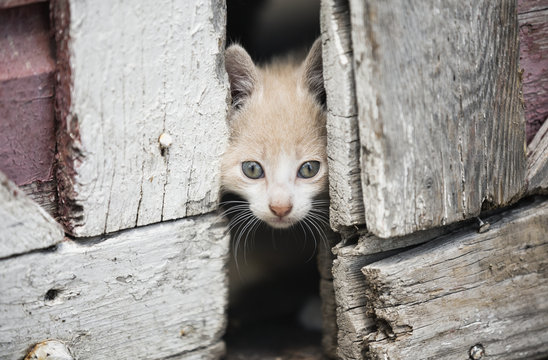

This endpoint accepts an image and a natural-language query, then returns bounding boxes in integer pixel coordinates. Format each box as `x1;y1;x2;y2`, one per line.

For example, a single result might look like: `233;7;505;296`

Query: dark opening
224;1;323;358
226;0;321;63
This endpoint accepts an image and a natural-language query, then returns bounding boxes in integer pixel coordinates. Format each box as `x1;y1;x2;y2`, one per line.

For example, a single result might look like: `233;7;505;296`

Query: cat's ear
302;38;326;106
225;44;258;109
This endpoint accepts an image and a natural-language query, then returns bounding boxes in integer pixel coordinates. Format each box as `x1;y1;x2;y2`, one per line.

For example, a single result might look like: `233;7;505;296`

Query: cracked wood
0;213;229;360
320;0;365;231
52;0;229;237
0;171;64;258
361;197;548;359
349;0;526;238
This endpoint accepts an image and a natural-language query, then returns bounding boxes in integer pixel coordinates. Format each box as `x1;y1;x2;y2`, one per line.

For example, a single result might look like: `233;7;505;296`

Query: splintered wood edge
527;118;548;194
360;197;548;359
0;171;65;258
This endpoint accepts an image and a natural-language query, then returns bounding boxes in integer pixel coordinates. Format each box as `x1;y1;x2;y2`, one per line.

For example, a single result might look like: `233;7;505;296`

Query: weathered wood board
349;0;526;238
332;222;464;359
0;213;229;360
52;0;229;237
527;118;548;193
320;0;365;231
518;4;548;143
0;171;64;258
361;197;548;359
0;2;56;187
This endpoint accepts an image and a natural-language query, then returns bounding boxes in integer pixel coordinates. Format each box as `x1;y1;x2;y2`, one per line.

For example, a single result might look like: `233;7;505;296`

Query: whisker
301;218;318;263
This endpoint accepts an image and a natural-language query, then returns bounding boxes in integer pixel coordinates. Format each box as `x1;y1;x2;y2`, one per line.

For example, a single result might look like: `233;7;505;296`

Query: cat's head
221;38;327;229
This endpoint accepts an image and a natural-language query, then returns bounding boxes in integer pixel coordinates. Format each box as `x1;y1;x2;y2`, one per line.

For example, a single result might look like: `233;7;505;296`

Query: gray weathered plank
0;213;229;360
0;171;64;258
52;0;229;237
332;224;459;359
320;0;365;231
361;197;548;359
527;118;548;194
349;0;527;238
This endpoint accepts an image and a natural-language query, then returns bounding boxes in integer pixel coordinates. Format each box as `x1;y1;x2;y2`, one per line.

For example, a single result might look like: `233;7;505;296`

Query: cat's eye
298;161;320;179
242;161;264;179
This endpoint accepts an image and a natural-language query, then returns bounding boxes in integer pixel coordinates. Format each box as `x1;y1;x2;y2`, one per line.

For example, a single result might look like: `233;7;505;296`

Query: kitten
221;38;328;231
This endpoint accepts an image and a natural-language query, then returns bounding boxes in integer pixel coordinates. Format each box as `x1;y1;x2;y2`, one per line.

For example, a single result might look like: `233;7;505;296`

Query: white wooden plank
0;213;229;360
52;0;229;237
0;171;64;258
320;0;365;231
527;118;548;194
361;197;548;359
349;0;527;238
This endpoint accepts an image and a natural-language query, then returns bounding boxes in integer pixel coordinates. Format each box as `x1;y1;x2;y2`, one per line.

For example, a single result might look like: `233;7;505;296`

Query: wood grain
0;213;229;360
518;7;548;143
361;197;548;359
349;0;527;238
0;171;64;258
331;222;463;359
320;0;365;231
52;0;229;237
518;0;548;14
527;118;548;193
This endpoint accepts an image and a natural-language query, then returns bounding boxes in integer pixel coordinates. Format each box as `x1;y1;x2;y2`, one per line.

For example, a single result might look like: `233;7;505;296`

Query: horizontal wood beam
0;213;229;360
362;197;548;359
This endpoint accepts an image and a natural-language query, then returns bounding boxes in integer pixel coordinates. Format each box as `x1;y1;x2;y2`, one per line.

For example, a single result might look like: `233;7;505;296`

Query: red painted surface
518;0;548;14
518;2;548;143
0;3;56;185
0;0;46;10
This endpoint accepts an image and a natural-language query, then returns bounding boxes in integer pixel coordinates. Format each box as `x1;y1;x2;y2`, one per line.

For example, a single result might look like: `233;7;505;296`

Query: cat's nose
269;204;292;217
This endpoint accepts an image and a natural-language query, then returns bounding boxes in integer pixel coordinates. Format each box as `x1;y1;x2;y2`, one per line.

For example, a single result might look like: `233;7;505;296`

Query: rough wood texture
332;223;464;360
519;0;548;13
51;0;229;237
0;171;64;259
0;214;229;360
24;340;73;360
320;0;365;231
527;118;548;193
518;5;548;143
0;3;56;186
19;180;58;219
361;197;548;359
349;0;526;238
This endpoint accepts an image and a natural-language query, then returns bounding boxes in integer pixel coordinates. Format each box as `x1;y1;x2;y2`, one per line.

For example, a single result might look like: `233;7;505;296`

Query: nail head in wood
476;217;490;233
469;344;485;360
158;133;173;149
24;340;73;360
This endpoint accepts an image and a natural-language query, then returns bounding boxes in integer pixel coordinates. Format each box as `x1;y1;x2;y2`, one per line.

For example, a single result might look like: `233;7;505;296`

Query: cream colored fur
222;40;327;229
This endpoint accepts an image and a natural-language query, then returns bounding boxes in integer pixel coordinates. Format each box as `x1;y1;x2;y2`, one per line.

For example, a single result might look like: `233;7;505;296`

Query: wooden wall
321;0;548;358
0;0;231;359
